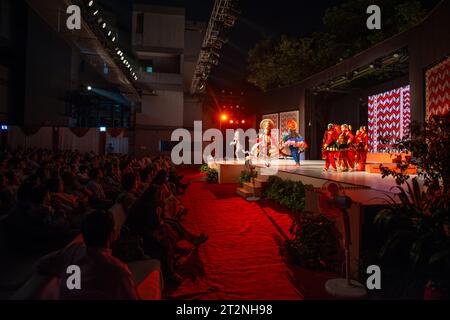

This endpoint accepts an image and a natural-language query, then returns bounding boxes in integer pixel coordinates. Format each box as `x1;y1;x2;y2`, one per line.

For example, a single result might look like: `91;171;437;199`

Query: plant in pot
239;169;256;185
375;114;450;299
286;212;341;272
205;168;218;183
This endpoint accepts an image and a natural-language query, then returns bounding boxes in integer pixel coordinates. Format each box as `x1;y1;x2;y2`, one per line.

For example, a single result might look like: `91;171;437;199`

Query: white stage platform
214;159;402;194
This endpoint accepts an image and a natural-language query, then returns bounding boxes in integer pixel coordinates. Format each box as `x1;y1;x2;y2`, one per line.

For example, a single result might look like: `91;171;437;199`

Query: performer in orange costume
322;123;338;172
338;124;354;172
355;126;369;171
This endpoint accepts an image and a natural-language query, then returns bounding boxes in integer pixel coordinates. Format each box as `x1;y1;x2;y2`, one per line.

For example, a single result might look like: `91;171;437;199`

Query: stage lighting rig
190;0;240;94
81;0;140;83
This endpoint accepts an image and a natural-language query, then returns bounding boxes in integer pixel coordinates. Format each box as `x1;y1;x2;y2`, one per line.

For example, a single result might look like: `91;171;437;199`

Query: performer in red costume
347;125;356;170
322;123;338;172
338;124;354;172
355;126;369;171
333;124;342;169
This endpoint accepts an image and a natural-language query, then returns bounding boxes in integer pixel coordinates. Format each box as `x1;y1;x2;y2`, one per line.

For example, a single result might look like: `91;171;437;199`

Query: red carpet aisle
165;175;303;300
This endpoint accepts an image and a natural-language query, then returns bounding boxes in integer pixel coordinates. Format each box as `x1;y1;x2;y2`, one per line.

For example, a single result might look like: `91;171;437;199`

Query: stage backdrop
368;85;411;153
279;110;299;140
261;113;279;130
426;56;450;119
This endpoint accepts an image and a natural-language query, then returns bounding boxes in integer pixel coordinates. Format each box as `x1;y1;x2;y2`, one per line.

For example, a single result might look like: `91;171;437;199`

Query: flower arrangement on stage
374;114;450;299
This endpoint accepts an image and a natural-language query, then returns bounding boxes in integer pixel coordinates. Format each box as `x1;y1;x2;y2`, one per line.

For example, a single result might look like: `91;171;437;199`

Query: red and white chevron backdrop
368;85;411;152
426;56;450;119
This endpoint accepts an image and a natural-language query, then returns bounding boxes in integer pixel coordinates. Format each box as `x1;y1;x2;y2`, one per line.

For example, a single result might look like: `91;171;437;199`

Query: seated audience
36;210;140;300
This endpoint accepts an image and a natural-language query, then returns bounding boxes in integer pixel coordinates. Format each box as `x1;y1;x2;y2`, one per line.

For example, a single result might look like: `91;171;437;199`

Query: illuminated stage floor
215;159;413;204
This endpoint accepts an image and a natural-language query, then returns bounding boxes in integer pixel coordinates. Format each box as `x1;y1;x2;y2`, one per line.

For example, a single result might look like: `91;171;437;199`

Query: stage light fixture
87;86;92;91
102;23;106;29
220;114;228;121
112;37;116;42
108;31;111;36
393;53;400;58
241;120;245;124
1;125;8;131
229;120;234;124
88;1;94;7
93;10;98;16
99;126;106;132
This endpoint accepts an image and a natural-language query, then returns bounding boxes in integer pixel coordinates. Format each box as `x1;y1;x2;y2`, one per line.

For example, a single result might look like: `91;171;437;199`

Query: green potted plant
375;114;450;299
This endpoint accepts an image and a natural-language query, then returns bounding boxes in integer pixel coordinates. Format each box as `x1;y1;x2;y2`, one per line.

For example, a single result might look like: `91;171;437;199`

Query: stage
212;158;408;278
213;159;405;200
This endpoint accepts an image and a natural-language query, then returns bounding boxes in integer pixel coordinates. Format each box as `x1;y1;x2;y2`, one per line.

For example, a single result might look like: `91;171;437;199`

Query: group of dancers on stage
242;118;368;171
322;123;368;172
251;118;308;167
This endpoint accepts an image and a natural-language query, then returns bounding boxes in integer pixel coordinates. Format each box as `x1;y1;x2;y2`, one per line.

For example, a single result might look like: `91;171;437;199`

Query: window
136;13;144;34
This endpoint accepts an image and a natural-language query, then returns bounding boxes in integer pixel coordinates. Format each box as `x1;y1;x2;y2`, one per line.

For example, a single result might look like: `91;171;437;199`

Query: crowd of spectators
0;147;207;299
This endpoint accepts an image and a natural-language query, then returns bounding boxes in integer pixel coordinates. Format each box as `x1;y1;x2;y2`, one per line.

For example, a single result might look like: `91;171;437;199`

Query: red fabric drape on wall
20;126;41;136
107;128;123;138
70;128;90;138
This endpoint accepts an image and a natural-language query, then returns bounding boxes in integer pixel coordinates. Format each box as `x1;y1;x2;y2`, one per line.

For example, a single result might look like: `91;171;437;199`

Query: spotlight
102;23;106;29
120;56;124;61
220;114;228;121
369;64;375;69
88;1;94;7
393;53;400;58
229;120;234;124
87;86;92;91
241;120;245;124
112;37;116;42
108;31;111;36
1;125;8;131
93;10;98;16
99;126;106;132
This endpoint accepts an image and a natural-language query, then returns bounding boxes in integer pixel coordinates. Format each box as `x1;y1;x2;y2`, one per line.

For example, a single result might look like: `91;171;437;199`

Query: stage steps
237;179;268;200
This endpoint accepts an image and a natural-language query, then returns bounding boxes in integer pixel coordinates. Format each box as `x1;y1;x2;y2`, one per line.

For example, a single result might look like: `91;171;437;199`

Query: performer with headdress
322;123;338;172
281;120;308;167
251;118;279;167
355;126;368;171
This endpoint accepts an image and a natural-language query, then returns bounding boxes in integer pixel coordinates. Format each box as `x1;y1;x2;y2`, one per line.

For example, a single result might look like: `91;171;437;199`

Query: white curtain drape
58;128;99;154
106;132;129;154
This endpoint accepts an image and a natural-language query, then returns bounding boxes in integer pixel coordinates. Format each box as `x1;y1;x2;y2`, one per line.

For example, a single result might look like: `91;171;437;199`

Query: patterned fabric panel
261;113;279;130
368;85;411;153
426;57;450;119
279;110;299;140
